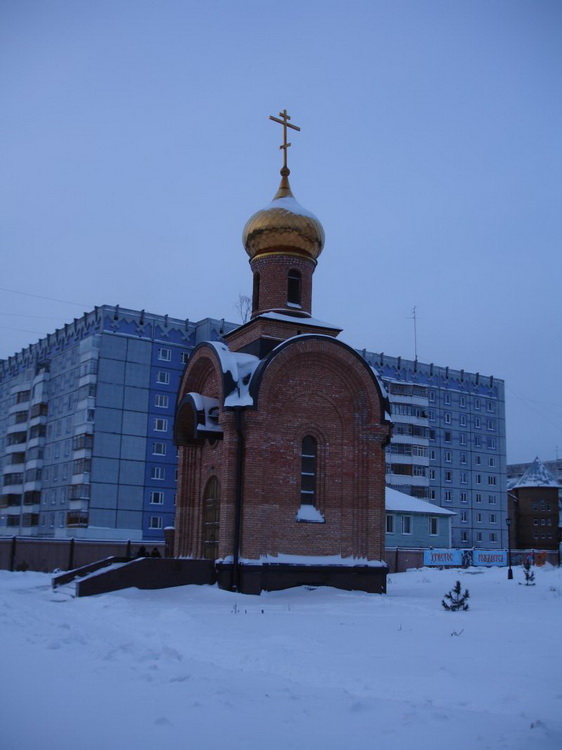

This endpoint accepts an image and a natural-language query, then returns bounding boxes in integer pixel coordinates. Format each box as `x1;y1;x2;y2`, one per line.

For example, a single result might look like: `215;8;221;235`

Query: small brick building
508;457;560;550
174;161;391;593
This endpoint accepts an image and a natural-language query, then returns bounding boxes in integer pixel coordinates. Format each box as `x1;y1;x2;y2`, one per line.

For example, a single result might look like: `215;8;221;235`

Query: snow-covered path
1;566;561;749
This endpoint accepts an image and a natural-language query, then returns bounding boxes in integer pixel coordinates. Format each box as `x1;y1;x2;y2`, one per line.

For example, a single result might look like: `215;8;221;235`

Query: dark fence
0;537;558;576
0;537;164;574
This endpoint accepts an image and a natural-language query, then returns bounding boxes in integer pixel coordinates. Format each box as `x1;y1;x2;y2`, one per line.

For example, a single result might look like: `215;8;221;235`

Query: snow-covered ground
1;565;561;750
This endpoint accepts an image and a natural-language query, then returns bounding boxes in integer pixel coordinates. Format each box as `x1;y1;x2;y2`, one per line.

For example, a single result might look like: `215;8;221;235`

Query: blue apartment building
0;306;235;541
364;352;507;548
0;306;506;547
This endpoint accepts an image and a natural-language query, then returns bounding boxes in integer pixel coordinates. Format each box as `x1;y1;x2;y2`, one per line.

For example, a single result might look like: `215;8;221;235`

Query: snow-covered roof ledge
206;341;260;408
219;553;387;568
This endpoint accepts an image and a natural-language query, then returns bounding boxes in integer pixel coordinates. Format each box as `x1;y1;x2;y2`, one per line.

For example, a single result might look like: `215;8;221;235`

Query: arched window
252;272;260;313
301;436;317;506
202;476;220;560
287;269;302;306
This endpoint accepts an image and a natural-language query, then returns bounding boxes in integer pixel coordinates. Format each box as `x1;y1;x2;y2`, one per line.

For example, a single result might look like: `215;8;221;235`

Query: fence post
68;538;75;571
10;536;17;572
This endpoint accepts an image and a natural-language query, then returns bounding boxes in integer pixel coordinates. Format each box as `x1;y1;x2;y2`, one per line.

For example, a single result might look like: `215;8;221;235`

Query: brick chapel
174;111;391;593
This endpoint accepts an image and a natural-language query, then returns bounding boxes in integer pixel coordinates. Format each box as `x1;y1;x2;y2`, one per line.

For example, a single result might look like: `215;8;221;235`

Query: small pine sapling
442;580;470;611
522;560;535;586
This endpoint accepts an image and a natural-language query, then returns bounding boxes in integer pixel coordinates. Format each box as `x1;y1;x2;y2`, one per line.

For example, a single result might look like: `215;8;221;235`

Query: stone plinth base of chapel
216;561;389;595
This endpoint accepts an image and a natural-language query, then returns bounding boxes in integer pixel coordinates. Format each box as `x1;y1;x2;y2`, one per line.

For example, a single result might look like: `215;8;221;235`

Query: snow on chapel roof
513;457;559;488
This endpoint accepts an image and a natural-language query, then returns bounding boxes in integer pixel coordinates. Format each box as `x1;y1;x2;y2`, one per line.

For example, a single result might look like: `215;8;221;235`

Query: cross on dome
269;109;301;170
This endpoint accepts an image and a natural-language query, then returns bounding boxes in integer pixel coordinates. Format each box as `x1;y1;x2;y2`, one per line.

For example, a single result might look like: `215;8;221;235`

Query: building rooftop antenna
410;306;418;361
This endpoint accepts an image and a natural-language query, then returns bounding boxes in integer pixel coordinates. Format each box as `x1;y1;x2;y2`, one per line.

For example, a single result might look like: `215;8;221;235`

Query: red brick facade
174;167;391;592
509;486;560;550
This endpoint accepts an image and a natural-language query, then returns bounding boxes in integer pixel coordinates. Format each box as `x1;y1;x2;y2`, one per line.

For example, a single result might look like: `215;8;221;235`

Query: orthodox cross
269;109;301;169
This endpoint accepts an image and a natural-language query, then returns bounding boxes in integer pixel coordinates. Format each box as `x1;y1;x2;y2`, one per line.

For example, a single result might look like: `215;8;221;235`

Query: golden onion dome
242;167;325;262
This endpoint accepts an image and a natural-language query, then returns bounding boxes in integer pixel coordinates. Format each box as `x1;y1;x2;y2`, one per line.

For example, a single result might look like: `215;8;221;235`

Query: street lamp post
506;517;513;580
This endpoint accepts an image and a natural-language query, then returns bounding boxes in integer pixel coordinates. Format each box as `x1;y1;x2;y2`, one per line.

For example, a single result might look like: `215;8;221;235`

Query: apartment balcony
8;402;29;418
66;511;89;528
389;394;428;408
68;499;89;511
388;433;429;446
2;477;24;492
391;414;428;428
23;480;42;493
6;422;28;436
0;494;22;509
387;453;429;467
386;474;429;488
25;458;44;470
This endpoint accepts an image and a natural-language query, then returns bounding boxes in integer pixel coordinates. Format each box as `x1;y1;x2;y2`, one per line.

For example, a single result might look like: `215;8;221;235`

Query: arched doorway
202;476;220;560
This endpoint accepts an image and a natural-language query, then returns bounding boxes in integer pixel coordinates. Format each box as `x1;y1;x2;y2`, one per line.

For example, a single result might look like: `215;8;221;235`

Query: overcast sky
1;1;561;464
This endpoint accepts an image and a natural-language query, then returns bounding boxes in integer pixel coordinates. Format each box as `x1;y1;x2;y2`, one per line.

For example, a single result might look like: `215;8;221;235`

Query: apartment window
72;458;91;475
477;512;482;523
150;491;164;505
489;532;497;543
460;492;468;503
475;455;481;466
460;396;466;408
386;514;394;534
486;401;494;412
158;348;172;361
153;418;168;432
152;442;166;456
444;431;452;443
461;531;468;543
459;415;466;427
445;471;452;483
459;433;467;446
413;465;426;477
475;474;481;484
149;516;163;529
444;393;451;405
488;457;495;467
429;517;439;536
460;452;467;465
444;412;451;424
460;511;468;523
445;451;452;463
486;419;495;431
428;409;435;421
489;513;497;523
488;495;496;504
151;467;165;480
401;515;412;534
474;398;481;410
475;493;482;503
444;491;452;502
488;437;496;450
181;351;190;365
429;489;436;500
429;449;436;461
474;417;481;429
429;391;435;402
156;371;170;385
429;469;436;480
155;394;169;409
476;532;482;542
488;476;496;486
460;472;467;484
